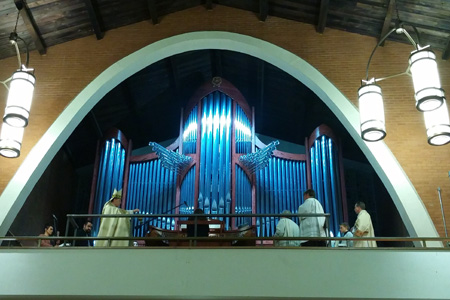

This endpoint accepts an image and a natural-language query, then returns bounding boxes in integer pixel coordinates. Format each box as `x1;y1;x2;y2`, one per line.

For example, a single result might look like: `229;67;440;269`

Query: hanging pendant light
3;70;36;127
358;83;386;142
0;122;24;158
409;47;445;112
424;100;450;146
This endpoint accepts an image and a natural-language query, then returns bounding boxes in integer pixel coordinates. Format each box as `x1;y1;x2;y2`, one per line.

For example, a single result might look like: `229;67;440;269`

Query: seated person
337;222;353;247
187;208;209;237
74;219;93;247
38;223;60;247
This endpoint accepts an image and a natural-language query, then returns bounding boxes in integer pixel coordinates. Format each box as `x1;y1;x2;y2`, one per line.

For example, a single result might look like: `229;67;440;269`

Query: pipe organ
89;78;346;238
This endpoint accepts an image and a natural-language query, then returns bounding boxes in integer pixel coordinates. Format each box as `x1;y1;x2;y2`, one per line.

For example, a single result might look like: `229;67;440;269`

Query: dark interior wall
9;150;78;246
344;159;410;246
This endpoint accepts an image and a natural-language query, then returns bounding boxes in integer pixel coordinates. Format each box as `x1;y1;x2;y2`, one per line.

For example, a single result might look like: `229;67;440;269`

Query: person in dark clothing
74;220;93;247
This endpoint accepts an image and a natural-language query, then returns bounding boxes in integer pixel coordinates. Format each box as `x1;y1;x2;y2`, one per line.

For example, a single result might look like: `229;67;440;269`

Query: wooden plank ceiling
1;0;450;168
0;0;450;61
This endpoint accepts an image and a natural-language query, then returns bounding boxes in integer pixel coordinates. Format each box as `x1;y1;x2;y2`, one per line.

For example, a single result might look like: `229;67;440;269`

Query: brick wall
0;5;449;236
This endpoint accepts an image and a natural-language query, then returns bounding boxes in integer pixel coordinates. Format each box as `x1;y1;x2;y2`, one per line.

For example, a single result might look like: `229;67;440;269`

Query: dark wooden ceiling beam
206;0;213;10
442;37;450;60
84;0;104;40
147;0;159;25
259;0;268;22
379;0;395;46
316;0;329;33
17;0;46;55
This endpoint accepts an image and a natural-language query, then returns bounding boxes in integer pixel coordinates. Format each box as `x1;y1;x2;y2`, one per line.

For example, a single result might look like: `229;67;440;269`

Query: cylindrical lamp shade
358;83;386;142
0;122;24;158
3;70;36;127
409;48;445;112
424;100;450;146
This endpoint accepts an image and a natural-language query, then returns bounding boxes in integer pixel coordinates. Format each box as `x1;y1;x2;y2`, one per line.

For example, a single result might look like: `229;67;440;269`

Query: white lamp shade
424;99;450;146
358;83;386;142
409;48;445;112
3;70;35;127
0;122;24;158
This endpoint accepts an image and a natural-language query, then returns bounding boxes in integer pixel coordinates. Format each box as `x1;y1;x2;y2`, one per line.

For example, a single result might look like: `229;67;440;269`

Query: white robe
274;218;300;246
96;202;134;247
298;197;326;243
353;209;377;247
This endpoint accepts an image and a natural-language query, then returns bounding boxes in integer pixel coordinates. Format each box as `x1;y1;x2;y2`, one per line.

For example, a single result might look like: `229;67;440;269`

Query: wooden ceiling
1;0;450;61
2;0;450;168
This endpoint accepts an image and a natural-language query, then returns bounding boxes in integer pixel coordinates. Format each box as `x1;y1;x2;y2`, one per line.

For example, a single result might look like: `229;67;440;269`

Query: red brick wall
1;5;449;236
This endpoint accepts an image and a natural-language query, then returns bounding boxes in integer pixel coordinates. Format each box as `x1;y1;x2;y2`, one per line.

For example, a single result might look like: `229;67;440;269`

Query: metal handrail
1;235;450;248
1;212;448;248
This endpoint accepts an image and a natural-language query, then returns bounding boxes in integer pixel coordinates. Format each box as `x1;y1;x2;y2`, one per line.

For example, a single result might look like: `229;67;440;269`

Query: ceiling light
358;25;448;145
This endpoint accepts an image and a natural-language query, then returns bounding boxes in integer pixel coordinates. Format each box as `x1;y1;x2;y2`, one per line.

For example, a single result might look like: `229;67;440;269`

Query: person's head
83;220;93;233
189;208;206;220
44;223;54;236
339;222;350;234
303;189;315;200
281;210;291;219
354;202;366;214
109;189;122;207
193;208;204;215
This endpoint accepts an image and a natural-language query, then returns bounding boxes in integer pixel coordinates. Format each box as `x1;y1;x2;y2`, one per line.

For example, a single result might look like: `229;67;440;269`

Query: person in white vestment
274;210;300;246
352;202;377;247
95;189;139;247
297;189;327;247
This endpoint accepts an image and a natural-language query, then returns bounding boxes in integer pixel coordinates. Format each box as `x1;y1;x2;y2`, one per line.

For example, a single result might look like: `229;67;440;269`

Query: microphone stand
135;202;187;230
51;215;58;246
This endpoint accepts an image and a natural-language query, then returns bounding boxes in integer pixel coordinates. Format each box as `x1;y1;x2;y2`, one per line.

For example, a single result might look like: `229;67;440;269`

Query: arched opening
0;31;438;244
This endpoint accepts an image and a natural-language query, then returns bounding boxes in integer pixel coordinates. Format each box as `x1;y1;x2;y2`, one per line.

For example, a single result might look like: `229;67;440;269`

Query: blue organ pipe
218;94;226;220
225;99;232;229
281;159;286;213
269;158;275;235
204;94;213;214
288;160;294;213
321;137;330;214
211;94;220;216
162;168;168;229
198;102;207;208
316;140;323;203
264;162;270;236
328;139;338;232
281;159;286;212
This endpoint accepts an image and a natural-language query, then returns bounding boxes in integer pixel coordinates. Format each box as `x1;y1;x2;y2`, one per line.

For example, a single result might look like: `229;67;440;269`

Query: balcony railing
1;213;449;248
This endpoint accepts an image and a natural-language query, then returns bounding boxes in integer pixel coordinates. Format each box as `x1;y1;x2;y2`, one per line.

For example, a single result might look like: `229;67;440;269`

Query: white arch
0;31;439;243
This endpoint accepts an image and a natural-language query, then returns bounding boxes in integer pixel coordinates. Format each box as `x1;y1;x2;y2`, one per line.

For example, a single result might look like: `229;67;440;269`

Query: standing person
38;223;59;247
273;210;300;246
337;222;353;247
353;202;377;247
74;219;93;247
95;189;139;247
298;189;327;247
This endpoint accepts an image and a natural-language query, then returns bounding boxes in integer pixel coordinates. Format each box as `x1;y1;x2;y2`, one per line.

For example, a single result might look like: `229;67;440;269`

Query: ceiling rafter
443;37;450;60
317;0;329;33
147;0;159;25
259;0;268;22
16;0;46;55
84;0;104;40
379;0;395;47
205;0;212;10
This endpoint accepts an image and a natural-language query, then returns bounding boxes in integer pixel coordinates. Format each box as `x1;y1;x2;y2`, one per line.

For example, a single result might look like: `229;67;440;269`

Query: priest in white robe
353;201;377;247
95;189;139;247
298;189;327;247
274;210;300;246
